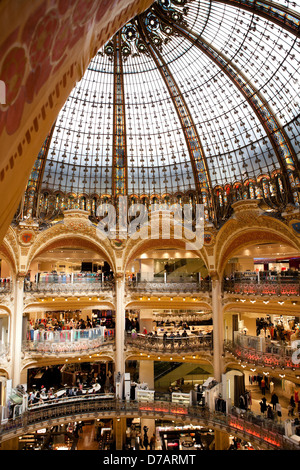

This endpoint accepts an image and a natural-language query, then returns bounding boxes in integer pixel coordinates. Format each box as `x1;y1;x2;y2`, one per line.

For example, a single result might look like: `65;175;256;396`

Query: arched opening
23;239;116;360
124;242;213;398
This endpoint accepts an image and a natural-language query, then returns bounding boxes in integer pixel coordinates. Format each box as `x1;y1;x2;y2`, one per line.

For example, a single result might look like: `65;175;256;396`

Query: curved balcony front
126;275;211;296
125;332;213;358
24;279;115;296
223;271;300;296
22;327;115;357
0;280;12;294
0;395;297;450
225;332;300;371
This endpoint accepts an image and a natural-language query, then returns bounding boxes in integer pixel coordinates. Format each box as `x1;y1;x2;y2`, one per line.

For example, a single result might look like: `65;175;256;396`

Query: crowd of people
27;369;116;406
28;316;99;333
27;314;116;340
256;316;300;344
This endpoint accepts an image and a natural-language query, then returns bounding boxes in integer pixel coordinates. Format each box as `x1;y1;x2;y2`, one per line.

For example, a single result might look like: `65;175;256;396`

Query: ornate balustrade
22;327;114;355
24;280;115;295
224;281;300;296
0;342;9;357
223;272;300;296
0;395;297;449
127;279;211;294
225;338;300;370
125;333;212;355
0;282;12;294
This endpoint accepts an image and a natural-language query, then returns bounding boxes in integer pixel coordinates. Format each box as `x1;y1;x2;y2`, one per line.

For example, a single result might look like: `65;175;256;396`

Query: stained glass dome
23;0;300;225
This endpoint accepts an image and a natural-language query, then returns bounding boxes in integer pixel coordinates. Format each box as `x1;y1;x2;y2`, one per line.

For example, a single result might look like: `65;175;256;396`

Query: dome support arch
136;17;217;223
112;32;128;199
211;0;300;37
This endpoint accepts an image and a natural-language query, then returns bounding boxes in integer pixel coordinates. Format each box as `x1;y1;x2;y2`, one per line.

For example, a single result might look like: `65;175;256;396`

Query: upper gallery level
0;200;298;302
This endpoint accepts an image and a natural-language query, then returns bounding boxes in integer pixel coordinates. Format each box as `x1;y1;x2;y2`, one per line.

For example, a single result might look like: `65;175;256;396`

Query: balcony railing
22;327;114;355
0;342;9;358
125;332;213;353
127;274;211;294
225;333;300;370
223;271;300;296
0;280;12;294
24;279;115;294
0;395;297;450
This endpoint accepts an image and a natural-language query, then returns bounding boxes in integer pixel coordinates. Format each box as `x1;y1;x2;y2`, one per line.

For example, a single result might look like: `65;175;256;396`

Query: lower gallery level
0;204;299;451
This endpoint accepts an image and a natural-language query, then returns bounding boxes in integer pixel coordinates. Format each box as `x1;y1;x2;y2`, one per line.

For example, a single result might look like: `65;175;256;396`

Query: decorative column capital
210;271;220;282
16;272;27;283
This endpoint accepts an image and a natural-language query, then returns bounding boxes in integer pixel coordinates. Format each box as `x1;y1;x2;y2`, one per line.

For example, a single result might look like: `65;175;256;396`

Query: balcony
0;279;12;295
126;273;211;295
22;327;114;356
223;271;300;296
0;395;297;450
125;332;213;355
24;273;114;296
225;332;300;370
0;342;10;365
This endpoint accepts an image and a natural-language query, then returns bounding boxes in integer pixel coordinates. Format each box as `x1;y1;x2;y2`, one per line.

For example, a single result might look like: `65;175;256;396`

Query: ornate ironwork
212;0;300;37
0;395;295;449
112;32;128;198
153;5;300;206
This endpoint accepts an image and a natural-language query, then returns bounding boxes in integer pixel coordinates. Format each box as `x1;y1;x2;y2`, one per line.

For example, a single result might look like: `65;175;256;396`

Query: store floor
73;383;297;450
246;383;292;421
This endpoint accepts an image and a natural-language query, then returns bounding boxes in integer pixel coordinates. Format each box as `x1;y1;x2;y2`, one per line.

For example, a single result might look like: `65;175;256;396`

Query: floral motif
0;47;26;105
29;9;59;69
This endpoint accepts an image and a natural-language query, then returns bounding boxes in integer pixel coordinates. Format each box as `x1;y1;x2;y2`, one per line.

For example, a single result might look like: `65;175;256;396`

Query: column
115;273;126;375
113;417;127;450
11;274;25;387
214;429;230;450
211;276;224;382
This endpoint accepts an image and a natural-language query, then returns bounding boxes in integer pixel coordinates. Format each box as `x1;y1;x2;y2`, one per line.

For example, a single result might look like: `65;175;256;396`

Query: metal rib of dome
23;0;300;224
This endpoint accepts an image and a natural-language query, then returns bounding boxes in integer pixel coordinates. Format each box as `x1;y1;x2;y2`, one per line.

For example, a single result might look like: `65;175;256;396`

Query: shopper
267;405;274;420
150;434;156;450
289;396;296;416
260;377;266;396
271;392;279;411
259;397;267;414
275;402;282;422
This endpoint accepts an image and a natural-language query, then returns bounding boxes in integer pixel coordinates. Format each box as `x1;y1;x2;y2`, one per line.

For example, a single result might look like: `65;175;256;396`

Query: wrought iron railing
22;328;114;355
125;332;213;354
0;395;298;450
0;342;9;358
126;279;211;293
24;280;114;294
0;282;12;294
225;338;300;370
223;272;300;296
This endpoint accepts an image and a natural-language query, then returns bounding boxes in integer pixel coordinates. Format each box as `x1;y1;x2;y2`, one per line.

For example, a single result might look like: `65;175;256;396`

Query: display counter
135;389;155;402
171;392;192;406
